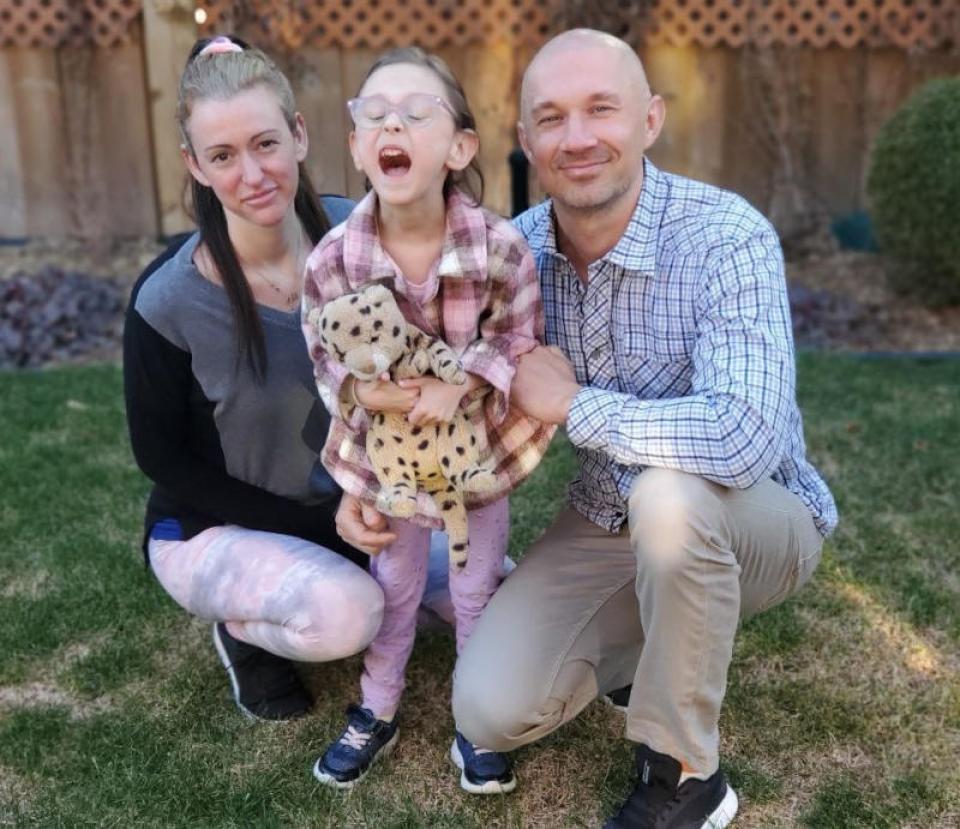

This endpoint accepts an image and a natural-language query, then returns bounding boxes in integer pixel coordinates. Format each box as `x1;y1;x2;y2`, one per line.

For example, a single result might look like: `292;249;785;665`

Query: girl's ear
181;144;211;188
293;111;309;161
446;128;479;172
348;130;364;173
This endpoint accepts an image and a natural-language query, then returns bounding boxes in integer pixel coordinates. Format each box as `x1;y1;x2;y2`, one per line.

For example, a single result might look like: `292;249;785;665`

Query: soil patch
1;237;958;363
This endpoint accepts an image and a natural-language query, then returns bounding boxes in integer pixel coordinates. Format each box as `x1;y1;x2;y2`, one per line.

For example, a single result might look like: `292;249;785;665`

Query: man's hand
335;492;396;555
354;373;419;413
399;376;468;426
511;346;581;424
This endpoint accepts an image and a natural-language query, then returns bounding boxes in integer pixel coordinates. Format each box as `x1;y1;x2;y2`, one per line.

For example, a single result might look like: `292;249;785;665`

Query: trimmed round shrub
867;76;960;306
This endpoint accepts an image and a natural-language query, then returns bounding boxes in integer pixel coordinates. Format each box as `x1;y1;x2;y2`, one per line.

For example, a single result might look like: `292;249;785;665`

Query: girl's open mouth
379;147;411;177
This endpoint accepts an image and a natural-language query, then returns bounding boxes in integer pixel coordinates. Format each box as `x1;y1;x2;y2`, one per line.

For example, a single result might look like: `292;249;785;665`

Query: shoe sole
600;694;628;715
449;740;517;795
703;783;738;829
312;728;400;790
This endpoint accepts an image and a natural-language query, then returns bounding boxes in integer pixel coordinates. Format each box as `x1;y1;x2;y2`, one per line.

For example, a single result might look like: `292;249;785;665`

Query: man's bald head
520;29;651;124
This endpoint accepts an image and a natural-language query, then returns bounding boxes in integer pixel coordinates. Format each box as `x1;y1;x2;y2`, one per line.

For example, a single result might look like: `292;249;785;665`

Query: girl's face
182;85;308;229
348;63;477;209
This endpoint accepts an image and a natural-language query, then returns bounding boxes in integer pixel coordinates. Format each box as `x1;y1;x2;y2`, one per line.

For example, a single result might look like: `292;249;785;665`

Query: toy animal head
309;283;407;381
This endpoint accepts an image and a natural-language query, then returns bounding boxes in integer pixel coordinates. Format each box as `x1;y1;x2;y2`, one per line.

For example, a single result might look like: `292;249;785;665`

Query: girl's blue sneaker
450;731;517;794
313;704;399;789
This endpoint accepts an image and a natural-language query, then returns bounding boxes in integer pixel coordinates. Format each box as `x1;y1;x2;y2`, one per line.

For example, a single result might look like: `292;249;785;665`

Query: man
339;28;837;829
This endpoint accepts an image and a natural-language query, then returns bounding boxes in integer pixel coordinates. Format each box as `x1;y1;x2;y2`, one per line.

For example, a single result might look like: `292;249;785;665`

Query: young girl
301;48;554;793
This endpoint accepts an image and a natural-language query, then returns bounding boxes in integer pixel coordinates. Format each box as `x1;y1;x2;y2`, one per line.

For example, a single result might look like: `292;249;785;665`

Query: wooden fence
1;5;958;239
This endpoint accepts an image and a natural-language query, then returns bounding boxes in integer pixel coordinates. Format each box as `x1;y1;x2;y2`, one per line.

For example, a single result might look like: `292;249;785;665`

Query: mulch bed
1;236;959;369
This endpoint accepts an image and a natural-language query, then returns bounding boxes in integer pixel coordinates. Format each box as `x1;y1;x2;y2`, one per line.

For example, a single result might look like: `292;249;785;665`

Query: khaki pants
452;468;823;774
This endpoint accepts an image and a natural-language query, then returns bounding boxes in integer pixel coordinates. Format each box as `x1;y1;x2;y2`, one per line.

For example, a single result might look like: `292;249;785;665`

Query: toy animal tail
433;490;470;569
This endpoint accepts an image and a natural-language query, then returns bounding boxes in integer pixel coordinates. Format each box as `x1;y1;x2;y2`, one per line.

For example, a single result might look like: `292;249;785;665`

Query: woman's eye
211;152;229;163
259;139;278;150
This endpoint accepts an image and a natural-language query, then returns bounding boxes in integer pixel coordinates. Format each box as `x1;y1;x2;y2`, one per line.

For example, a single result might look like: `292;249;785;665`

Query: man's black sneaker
603;744;738;829
212;623;312;721
450;730;517;794
313;704;399;789
602;683;633;714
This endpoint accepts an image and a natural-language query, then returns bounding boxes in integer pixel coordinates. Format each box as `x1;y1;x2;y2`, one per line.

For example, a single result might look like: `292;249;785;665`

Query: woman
123;35;388;721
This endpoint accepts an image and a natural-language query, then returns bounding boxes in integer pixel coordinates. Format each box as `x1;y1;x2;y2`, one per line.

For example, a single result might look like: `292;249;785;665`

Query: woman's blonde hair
177;36;330;381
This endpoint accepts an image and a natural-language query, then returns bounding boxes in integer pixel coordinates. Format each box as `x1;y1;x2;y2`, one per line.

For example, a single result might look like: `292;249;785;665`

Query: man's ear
517;120;534;164
181;145;211;188
642;95;666;151
446;128;480;172
293;111;309;162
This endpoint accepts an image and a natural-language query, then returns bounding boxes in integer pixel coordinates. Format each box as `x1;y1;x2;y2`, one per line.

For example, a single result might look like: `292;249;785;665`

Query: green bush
867;76;960;306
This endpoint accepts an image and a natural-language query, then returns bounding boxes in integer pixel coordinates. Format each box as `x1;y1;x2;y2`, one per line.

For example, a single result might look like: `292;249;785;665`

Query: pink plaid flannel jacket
302;190;556;527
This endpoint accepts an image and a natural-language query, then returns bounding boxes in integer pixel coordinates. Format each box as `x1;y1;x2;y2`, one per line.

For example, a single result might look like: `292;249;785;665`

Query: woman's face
182;85;308;228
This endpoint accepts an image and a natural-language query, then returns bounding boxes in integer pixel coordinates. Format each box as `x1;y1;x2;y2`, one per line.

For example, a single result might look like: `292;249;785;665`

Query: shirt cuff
566;387;620;451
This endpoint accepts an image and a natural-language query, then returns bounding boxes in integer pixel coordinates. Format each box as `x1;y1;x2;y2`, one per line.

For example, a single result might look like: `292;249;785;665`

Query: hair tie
198;36;243;57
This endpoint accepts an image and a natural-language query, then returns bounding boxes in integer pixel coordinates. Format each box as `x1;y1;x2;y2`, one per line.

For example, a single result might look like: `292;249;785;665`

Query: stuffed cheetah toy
307;282;498;568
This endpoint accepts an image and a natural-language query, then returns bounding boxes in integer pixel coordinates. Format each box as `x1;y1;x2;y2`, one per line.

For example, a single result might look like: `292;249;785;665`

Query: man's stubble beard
551;168;637;217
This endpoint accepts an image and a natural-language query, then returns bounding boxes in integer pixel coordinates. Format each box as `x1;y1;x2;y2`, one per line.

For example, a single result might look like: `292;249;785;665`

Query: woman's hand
399;376;469;426
354;373;419;413
335;493;396;556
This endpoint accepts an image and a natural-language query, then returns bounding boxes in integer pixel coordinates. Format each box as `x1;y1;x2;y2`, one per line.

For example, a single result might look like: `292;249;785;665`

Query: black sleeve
122;260;356;559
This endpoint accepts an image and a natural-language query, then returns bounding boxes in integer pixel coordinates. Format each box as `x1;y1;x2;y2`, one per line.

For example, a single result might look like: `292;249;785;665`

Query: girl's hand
400;377;468;426
354;373;419;413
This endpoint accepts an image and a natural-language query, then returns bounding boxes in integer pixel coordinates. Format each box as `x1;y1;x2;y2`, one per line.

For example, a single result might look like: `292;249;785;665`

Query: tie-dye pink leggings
149;527;389;662
360;497;510;718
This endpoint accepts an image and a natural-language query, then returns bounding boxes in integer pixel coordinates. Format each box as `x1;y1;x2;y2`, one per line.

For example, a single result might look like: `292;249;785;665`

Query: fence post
142;1;197;237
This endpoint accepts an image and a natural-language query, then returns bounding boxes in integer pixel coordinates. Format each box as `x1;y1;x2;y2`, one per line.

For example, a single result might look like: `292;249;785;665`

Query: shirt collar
340;189;488;289
535;157;664;277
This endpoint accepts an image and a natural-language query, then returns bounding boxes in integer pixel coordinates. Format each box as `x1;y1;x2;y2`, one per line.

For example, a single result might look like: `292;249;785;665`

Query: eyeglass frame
346;93;459;130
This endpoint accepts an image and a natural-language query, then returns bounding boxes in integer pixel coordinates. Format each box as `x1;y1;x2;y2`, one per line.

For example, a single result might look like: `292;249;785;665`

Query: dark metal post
508;147;529;217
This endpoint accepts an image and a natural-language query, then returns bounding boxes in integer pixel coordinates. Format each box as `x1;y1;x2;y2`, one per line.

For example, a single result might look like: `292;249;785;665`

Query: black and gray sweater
123;196;362;563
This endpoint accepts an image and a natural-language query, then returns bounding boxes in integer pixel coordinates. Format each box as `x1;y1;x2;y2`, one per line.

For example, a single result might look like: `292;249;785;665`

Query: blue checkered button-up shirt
514;160;838;537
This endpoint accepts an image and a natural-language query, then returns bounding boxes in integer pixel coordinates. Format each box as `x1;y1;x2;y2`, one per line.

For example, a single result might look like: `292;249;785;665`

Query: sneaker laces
339;725;374;751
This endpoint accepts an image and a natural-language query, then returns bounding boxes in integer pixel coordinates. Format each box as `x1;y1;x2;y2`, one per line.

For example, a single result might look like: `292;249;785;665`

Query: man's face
519;45;659;214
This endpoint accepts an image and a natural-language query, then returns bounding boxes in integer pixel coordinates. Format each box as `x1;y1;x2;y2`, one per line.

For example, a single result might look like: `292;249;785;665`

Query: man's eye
538;114;561;126
591;104;614;114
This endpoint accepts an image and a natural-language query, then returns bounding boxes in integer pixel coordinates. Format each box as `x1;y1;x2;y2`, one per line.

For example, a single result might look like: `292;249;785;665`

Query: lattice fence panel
0;0;142;48
1;0;957;49
199;0;960;51
197;0;551;51
617;0;960;51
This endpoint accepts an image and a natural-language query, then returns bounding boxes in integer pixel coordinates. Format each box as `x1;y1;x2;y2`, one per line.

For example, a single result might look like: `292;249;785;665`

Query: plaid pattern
302;190;555;527
514;160;838;537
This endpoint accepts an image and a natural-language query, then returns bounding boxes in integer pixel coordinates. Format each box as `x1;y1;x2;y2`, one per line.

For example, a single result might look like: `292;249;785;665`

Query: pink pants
361;497;509;718
149;527;386;662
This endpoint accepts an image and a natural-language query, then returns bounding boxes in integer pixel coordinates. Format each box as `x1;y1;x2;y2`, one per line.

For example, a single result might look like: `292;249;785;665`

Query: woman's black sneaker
212;623;312;721
603;744;738;828
602;683;633;713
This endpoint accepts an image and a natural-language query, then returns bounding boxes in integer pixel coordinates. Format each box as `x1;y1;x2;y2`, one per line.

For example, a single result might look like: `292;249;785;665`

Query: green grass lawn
1;354;958;827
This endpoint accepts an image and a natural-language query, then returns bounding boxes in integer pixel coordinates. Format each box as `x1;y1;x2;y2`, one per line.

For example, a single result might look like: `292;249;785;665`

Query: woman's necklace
242;229;305;308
